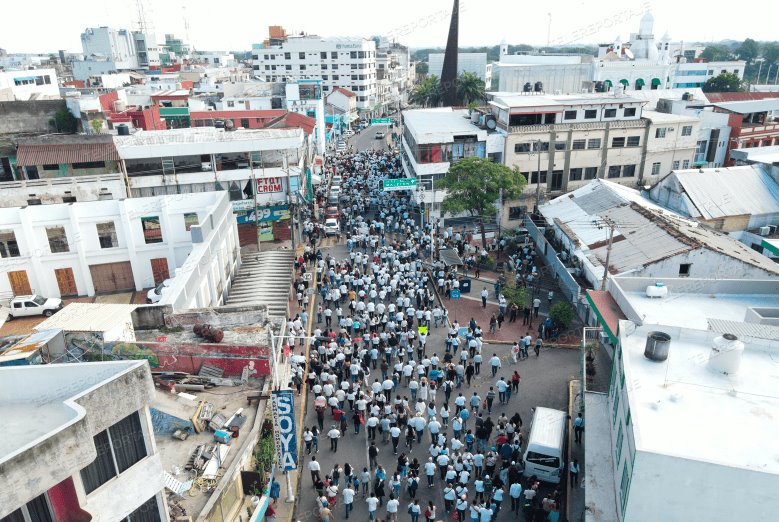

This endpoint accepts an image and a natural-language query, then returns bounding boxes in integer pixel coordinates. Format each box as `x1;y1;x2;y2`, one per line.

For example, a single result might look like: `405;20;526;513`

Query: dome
639;11;654;35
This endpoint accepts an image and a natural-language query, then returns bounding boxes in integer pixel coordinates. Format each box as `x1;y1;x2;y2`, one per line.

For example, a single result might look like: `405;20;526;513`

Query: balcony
504;118;646;134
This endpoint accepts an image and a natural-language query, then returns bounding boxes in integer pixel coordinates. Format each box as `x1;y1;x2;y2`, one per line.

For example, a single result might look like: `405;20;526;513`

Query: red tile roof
271;112;316;135
15;135;120;166
331;87;356;98
704;92;779;103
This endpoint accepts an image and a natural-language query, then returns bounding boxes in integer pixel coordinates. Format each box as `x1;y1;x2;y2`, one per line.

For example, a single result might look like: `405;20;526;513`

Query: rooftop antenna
135;0;148;33
547;13;552;48
183;4;191;44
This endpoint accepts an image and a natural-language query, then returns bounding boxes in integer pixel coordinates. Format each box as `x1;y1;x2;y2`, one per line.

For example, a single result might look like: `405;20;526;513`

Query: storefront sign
270;390;298;471
236;204;291;224
257;177;283;193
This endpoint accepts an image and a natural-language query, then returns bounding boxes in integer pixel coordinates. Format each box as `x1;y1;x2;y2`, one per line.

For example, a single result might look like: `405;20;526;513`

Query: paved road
348;124;392;153
295;236;580;522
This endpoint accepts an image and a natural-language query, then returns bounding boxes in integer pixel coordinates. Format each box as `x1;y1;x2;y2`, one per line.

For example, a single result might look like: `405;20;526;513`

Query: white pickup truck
7;295;64;319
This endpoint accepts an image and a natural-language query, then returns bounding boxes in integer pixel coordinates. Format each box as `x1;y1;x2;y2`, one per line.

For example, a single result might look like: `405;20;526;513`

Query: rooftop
731;145;779;166
641;109;700;123
15;134;120;167
402;108;484;137
35;303;137;334
710;98;779;114
489;92;644;109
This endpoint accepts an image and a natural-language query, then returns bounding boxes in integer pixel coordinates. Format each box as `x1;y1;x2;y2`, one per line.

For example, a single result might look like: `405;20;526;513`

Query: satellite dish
624;48;635;60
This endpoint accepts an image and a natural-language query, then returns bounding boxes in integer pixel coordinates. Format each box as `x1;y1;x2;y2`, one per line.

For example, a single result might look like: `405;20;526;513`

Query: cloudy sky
3;0;775;54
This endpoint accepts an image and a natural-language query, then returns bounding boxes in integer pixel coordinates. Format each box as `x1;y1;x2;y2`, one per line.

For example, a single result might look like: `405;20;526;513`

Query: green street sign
382;178;417;191
371;118;392;125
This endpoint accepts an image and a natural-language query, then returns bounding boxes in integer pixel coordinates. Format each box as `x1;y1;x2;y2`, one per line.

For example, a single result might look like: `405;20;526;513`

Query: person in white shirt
386;496;399;520
366;494;379;521
309;456;321;483
328;425;341;452
343;486;355;518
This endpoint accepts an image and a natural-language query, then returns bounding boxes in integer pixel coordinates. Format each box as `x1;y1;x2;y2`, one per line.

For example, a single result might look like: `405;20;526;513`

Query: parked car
375;132;385;139
325;206;340;219
146;279;172;304
7;295;63;319
330;185;341;196
324;218;341;236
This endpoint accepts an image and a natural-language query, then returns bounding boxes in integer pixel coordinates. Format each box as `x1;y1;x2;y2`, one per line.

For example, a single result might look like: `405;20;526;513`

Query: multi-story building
428;52;491;87
0;360;168;522
73;27;159;81
490;92;698;218
0;68;60;101
376;43;410;114
0;191;238;300
583;274;779;522
251;26;379;115
707;97;779;165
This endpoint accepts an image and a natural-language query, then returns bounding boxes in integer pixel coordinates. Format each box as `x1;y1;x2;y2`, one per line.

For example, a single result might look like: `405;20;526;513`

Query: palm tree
408;76;441;107
456;71;486;106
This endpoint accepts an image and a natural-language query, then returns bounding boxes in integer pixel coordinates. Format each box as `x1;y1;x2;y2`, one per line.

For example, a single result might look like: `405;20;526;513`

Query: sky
2;0;776;54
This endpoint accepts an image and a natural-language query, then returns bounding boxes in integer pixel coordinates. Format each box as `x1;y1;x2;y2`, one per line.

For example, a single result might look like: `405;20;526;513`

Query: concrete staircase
223;250;295;319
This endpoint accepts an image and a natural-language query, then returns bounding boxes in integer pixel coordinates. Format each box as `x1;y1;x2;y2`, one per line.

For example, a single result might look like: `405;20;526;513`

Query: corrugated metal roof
16;135;120;166
34;303;137;333
711;98;779;114
669;166;779;220
707;318;779;341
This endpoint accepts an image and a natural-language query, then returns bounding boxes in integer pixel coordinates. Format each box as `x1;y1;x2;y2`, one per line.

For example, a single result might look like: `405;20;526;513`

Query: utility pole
249;152;261;254
285;151;296;250
534;139;543;214
600;218;616;291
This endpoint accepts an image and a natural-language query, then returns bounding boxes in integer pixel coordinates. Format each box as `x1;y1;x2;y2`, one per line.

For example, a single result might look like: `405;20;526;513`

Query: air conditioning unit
759;226;771;236
599;331;612;345
768;225;777;234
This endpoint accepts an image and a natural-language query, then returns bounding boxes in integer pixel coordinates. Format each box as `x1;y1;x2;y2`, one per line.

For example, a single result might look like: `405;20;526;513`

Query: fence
524;215;581;304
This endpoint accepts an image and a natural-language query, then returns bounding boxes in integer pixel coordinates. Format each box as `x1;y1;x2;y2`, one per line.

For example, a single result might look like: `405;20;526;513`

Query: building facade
0;360;167;522
0;68;60;101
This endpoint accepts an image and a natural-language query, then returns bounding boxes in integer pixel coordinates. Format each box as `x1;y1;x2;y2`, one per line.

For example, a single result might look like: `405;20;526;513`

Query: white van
522;407;567;483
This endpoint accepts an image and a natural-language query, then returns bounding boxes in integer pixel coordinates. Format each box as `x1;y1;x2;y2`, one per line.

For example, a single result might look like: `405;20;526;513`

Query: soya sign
271;390;298;471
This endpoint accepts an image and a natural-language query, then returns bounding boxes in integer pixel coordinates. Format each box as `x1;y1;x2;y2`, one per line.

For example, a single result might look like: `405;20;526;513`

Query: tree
90;119;104;134
49;108;78;133
502;285;530;308
736;38;759;63
456;71;485;106
549;302;574;330
415;62;429;77
762;42;779;64
439;157;527;248
703;72;744;93
408;75;440;107
700;45;732;62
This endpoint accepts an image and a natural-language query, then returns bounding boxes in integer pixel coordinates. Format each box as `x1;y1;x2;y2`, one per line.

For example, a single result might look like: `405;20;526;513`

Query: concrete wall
0;100;67;134
0;175;127;207
635;248;778;280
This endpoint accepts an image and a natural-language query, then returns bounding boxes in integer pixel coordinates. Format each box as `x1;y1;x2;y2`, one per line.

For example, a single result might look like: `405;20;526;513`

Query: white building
251;30;379;114
0;68;60;100
401;108;498;219
536;179;779;290
0;360;168;522
0;191;239;303
428;52;490;86
73;27;159;81
584;275;779;522
285;81;326;155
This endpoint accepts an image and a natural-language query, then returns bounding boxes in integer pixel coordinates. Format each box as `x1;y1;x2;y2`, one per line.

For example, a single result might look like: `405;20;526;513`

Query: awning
651;78;662;87
635;78;645;87
438;248;463;267
604;80;613;88
16;142;120;166
619;79;629;87
585;290;626;345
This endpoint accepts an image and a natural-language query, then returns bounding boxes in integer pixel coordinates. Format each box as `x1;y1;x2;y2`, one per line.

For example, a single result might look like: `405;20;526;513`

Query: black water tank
117;124;130;136
523;82;532;92
214;120;225;129
534;81;543;92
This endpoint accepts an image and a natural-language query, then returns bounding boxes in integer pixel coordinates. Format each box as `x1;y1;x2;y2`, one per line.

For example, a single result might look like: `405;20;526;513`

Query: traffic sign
371;118;392;125
450;289;461;299
382;178;417;191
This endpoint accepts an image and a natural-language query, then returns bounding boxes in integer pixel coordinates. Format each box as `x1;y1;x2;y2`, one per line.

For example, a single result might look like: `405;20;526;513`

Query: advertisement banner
257;177;283;193
236;205;291;224
270;390;298;471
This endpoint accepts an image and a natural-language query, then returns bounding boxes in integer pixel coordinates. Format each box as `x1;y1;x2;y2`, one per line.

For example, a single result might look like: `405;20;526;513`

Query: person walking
343;484;355;519
386;494;399;521
366;492;379;521
481;288;488;308
309;456;322;484
328;425;341;452
569;458;580;487
574;412;585;444
408;499;422;522
490;354;501;377
534;336;542;357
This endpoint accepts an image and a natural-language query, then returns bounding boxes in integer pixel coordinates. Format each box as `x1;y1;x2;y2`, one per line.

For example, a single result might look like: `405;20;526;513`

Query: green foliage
736;38;760;63
439;157;527;218
703;72;744;93
549;302;574;330
50;108;78;133
456;71;486;106
502;285;529;307
409;75;440;107
762;42;779;64
700;45;732;62
255;433;276;474
415;62;429;76
90;119;104;134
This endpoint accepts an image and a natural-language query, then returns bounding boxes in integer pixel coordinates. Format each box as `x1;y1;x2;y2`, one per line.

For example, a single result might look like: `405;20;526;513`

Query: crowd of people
288;150;562;522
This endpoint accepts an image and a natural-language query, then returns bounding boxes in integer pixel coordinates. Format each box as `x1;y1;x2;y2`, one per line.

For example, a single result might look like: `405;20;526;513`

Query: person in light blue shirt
491;486;504;516
496;378;508;404
509;482;523;514
478;505;492;522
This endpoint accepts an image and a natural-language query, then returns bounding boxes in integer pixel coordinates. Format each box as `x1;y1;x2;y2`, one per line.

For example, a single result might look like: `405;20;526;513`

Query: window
625;407;631;426
80;413;148;494
584;109;597;119
184;213;199;231
43;164;59;171
681;125;693;136
655;127;667;138
320;51;327;59
322;64;327;70
622;164;636;177
298;52;305;59
72;161;105;170
604;108;617;118
533;142;549;152
333;75;339;80
587;138;601;149
554;142;565;151
626;136;640;147
508;206;525;220
226;100;234;108
299;65;306;71
97;222;117;249
679;263;691;276
285;64;291;71
525;451;560;469
121;495;162;522
572;139;586;150
612;388;620;423
530;171;547;184
608;165;621;178
619;463;631;513
584;167;598;179
611;137;625;148
651;162;661;175
322;75;328;80
564;110;577;120
331;51;337;59
615;423;624;465
0;230;20;258
682;159;690;169
141;216;162;244
514;143;531;153
623;108;636;117
1;493;54;522
240;118;250;128
569;168;583;181
46;226;68;253
672;160;680;170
